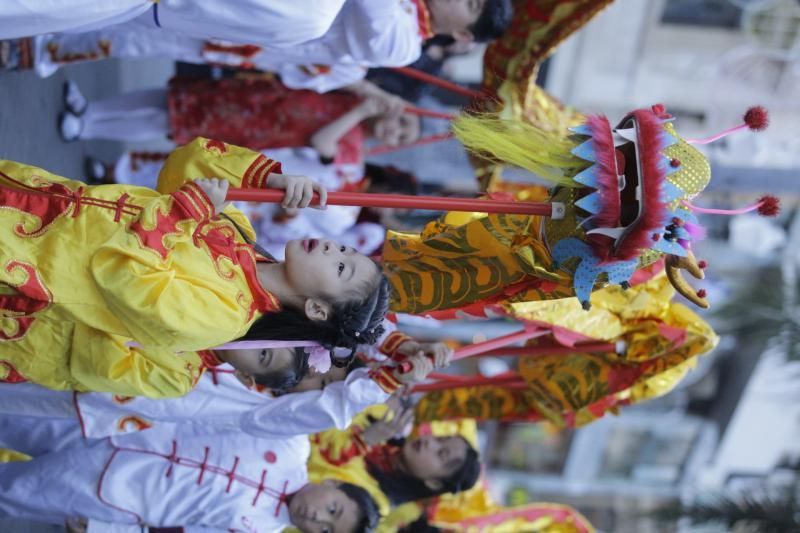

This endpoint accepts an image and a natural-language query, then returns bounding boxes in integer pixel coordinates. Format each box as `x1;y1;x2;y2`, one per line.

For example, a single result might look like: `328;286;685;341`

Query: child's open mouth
302;239;319;253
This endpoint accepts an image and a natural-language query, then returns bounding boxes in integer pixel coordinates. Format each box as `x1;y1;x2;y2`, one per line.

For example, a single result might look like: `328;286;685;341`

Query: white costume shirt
0;0;346;45
30;0;424;91
0;364;391;440
0;420;308;533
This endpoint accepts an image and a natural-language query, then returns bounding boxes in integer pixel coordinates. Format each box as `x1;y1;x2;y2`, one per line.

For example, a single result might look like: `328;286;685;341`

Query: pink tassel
686;106;769;145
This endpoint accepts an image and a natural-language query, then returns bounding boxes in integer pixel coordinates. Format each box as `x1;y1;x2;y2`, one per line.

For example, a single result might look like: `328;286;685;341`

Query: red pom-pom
696;289;707;298
744;106;769;132
670;158;681;168
651;104;666;115
757;195;780;217
652;233;661;242
698;260;707;269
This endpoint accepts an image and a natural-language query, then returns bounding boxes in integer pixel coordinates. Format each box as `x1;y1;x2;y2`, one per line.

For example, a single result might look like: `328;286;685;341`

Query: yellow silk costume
416;274;718;426
307;405;392;515
0;138;280;397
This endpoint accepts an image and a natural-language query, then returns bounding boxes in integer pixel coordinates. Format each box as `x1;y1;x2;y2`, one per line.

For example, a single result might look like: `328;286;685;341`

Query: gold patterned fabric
416;275;718;426
383;186;579;314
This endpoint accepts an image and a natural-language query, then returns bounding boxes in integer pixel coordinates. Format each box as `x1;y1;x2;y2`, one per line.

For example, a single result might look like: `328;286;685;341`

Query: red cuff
369;365;402;394
380;331;414;363
243;154;282;189
171;182;215;222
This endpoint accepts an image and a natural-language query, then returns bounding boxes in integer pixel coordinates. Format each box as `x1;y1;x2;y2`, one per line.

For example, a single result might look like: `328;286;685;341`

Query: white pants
0;0;151;39
34;22;205;78
0;383;84;455
0;432;117;525
80;89;169;142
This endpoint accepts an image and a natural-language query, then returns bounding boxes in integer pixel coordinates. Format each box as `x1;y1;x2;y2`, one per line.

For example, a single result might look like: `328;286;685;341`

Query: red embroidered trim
114;193;130;222
97;446;144;523
368;366;402;394
165;440;179;478
108;441;288;503
251;469;268;506
0;361;27;383
411;0;435;39
128;183;212;260
72;392;88;439
197;446;211;485
380;332;413;360
0;260;54;341
226;457;241;493
242;155;281;189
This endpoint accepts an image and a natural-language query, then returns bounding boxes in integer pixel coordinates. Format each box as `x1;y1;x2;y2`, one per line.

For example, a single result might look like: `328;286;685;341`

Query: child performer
0;0;349;46
0;137;389;397
0;348;435;441
19;0;513;93
308;402;481;516
0;415;380;533
58;77;420;153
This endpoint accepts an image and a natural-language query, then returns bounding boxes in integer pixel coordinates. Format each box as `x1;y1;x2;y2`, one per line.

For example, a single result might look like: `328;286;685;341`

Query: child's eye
338;262;345;275
259;349;267;363
328;503;337;514
340;245;346;253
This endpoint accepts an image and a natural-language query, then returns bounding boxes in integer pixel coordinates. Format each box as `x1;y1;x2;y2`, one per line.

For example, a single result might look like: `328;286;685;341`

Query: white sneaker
58;111;84;142
33;35;59;78
64;80;88;115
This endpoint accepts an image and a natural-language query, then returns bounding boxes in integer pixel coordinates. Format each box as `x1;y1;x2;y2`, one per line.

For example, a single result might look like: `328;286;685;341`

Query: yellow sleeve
69;325;201;398
90;182;251;352
311;405;388;466
156;137;283;242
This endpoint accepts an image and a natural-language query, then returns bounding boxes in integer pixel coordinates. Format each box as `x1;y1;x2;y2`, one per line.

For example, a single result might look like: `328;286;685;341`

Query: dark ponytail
240;271;390;365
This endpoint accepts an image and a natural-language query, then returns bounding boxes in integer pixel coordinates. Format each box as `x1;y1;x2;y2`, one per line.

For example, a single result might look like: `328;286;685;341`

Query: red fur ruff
584;114;620;231
586;109;668;263
744;106;769;132
757;195;780;217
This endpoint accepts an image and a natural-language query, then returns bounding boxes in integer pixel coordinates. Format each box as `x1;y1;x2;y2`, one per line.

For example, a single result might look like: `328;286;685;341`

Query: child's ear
452;29;474;44
304;298;331;322
233;370;256;389
423;478;444;491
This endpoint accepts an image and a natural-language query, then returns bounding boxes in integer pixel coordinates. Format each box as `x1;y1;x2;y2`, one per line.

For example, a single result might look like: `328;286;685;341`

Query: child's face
219;347;295;379
283;239;379;304
400;435;469;483
288;365;349;393
372;113;420;147
289;480;361;533
427;0;485;35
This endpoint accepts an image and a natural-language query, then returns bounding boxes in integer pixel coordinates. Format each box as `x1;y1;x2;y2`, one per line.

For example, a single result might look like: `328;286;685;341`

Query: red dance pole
365;132;454;155
413;374;528;393
452;326;549;361
468;342;618;358
226;188;559;217
391;67;484;99
404;106;456;120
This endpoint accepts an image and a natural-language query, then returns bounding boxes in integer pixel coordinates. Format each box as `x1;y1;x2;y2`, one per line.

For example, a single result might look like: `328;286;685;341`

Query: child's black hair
338;481;381;533
470;0;514;42
240;273;390;362
252;347;309;390
397;515;442;533
363;164;420;196
365;436;480;504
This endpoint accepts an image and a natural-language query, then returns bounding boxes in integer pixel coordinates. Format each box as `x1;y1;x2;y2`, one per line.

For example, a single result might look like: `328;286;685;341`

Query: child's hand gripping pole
396;324;549;375
225;188;566;218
